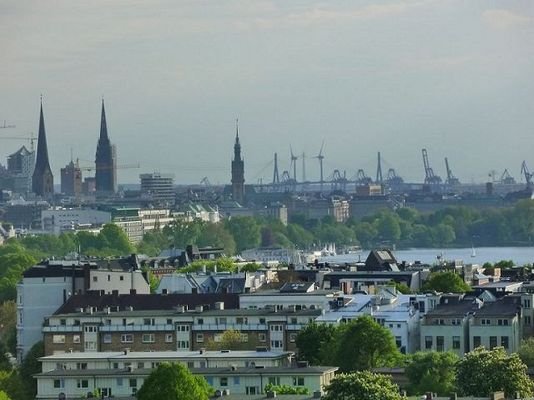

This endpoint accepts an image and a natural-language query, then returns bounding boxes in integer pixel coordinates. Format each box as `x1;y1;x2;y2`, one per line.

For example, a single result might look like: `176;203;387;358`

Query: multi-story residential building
421;293;523;356
156;271;266;295
16;258;150;362
111;207;174;243
42;293;318;356
315;287;428;354
35;350;337;399
318;270;424;293
469;295;522;354
420;294;481;356
239;283;340;311
41;208;111;234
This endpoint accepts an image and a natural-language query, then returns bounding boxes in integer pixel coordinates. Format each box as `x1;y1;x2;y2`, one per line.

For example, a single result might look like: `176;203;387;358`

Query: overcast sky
1;0;533;185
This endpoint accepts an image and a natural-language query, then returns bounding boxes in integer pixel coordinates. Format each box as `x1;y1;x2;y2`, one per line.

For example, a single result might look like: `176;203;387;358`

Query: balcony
192;324;267;331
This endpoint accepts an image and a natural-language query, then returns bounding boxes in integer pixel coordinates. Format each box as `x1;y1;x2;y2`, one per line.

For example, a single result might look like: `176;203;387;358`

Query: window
120;275;124;281
425;336;433;350
292;376;305;386
60;319;66;326
121;334;134;343
268;377;280;386
271;340;282;348
259;318;266;324
137;362;144;369
167;319;173;325
490;336;497;349
85;341;96;350
501;336;509;349
482;319;491;325
240;333;249;342
246;386;258;395
236;317;247;324
129;379;137;388
289;333;297;343
73;335;81;344
233;376;240;385
53;379;64;388
395;336;402;348
217;317;227;325
290;317;297;324
76;363;87;370
178;340;189;349
113;362;119;369
103;334;112;344
525;316;532;325
196;333;204;343
214;333;223;343
53;335;66;344
451;318;461;326
142;334;155;343
77;379;89;388
220;377;228;387
93;276;98;282
197;318;203;325
143;318;155;326
117;378;123;386
165;334;173;343
473;336;481;348
436;336;444;352
525;299;531;308
453;336;460;349
259;333;266;342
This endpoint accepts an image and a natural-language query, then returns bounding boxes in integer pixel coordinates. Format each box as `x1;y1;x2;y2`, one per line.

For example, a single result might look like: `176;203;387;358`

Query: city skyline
1;1;533;185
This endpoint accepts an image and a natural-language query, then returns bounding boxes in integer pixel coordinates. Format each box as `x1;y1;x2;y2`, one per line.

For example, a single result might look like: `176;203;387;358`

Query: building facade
140;172;175;206
60;160;82;196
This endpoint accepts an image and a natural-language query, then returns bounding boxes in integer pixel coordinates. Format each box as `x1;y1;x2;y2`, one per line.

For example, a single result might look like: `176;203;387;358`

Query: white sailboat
471;245;476;258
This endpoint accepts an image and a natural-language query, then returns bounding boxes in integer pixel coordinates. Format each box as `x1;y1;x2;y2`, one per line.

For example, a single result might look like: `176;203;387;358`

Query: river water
319;247;534;266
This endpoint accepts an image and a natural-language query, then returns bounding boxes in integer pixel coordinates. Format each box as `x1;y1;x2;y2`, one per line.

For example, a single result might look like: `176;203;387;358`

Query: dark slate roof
475;296;521;317
54;293;240;315
280;282;315;293
216;277;246;294
425;298;481;317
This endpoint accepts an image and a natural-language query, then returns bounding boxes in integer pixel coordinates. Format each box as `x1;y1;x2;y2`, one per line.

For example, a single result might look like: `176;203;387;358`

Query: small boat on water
471;245;477;258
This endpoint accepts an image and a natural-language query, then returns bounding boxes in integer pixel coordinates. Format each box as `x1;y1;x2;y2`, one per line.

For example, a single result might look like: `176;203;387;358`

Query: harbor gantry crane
521;161;533;190
422;148;442;185
386;168;404;185
445;157;460;185
500;169;516;184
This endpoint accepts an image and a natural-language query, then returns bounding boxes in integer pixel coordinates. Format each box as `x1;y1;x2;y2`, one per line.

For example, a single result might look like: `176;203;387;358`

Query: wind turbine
314;140;325;191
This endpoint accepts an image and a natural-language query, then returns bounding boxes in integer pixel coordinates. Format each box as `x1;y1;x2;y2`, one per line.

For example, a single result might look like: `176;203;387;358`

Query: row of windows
205;376;305;388
425;335;509;350
117;333;174;344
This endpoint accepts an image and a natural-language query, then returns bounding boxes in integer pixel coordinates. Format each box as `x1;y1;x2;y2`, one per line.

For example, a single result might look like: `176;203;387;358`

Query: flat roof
39;350;293;361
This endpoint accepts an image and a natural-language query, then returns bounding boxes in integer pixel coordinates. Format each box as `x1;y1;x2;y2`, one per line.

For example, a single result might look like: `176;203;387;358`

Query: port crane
521;161;532;190
422;148;442;185
445;157;460;185
500;169;516;184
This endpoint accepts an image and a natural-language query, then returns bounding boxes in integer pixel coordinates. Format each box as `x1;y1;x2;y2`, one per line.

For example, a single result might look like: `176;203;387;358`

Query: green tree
376;213;401;242
198;223;236;255
19;341;44;399
206;330;246;351
422;271;470;293
432;224;456;246
0;390;11;400
225;217;261;252
323;371;402;400
295;322;336;365
518;337;534;368
136;362;212;400
99;224;135;254
456;347;533;398
405;351;459;395
354;222;378;248
333;315;401;372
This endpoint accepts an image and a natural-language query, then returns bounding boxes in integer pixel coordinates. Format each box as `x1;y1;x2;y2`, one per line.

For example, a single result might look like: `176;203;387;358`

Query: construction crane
422;148;442;185
79;163;140;172
0;133;36;151
200;177;211;187
500;169;516;184
521;161;532;190
376;152;383;185
313;140;325;191
0;120;16;129
444;157;460;185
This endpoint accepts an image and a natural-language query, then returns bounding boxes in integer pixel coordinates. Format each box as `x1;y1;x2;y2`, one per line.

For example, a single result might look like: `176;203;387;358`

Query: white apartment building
41;208;111;234
35;350;337;399
16;259;149;362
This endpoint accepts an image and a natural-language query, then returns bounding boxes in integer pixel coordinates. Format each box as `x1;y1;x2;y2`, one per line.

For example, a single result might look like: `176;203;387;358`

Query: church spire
100;98;109;142
32;96;54;196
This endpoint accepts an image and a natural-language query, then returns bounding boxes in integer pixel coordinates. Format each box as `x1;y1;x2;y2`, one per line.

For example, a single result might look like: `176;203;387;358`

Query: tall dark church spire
95;99;117;194
231;118;245;204
32;97;54;197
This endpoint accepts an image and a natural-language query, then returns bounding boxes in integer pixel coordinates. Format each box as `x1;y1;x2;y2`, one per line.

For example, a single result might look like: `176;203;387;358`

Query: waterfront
319;247;534;265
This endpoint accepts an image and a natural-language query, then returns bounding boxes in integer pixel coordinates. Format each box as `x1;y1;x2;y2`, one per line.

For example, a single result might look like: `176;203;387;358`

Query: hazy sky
1;0;533;185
